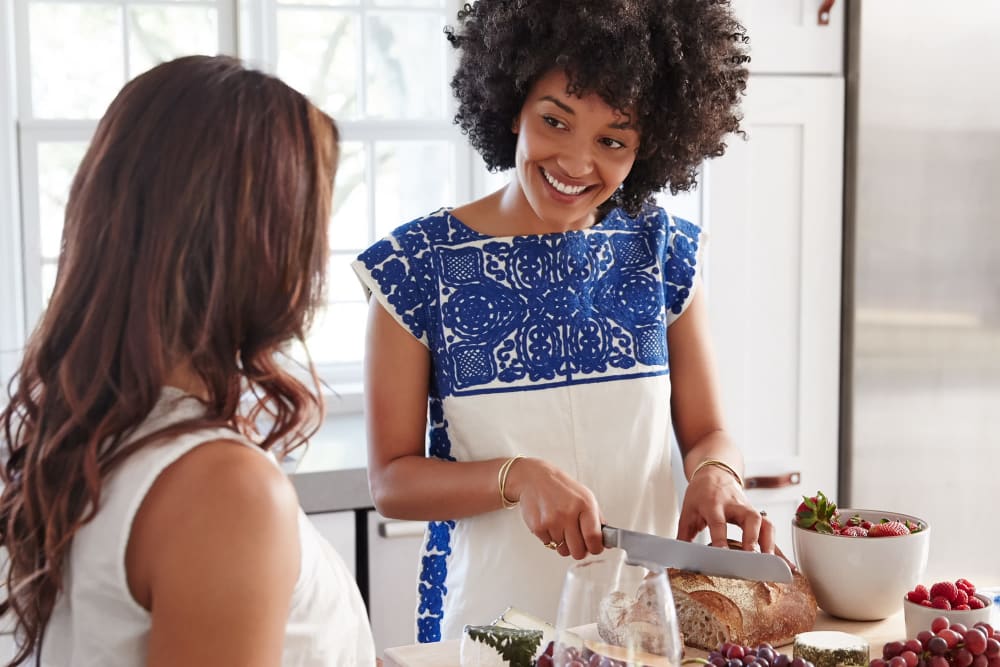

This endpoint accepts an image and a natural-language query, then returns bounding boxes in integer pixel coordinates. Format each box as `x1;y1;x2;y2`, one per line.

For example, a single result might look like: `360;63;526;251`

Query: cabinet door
705;75;844;551
730;0;844;74
308;511;356;577
366;512;426;656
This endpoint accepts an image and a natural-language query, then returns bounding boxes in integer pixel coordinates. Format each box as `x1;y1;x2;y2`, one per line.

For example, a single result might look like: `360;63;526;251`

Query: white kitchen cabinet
307;510;356;577
731;0;845;74
703;74;845;550
366;511;426;658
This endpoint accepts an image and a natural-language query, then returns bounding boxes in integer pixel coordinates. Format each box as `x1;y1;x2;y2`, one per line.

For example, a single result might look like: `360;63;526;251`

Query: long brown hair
0;55;339;664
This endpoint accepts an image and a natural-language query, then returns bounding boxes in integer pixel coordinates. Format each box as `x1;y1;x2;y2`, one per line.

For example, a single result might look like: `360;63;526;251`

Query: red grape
932;617;951;634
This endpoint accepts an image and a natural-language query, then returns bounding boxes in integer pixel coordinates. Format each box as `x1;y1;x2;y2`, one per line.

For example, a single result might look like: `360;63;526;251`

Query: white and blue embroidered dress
352;205;704;643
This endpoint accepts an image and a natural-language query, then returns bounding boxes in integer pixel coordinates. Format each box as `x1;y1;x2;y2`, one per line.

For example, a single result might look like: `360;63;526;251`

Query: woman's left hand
675;464;775;553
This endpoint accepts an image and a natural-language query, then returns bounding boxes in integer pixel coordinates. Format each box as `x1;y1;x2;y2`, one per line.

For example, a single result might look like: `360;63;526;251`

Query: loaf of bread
668;555;817;650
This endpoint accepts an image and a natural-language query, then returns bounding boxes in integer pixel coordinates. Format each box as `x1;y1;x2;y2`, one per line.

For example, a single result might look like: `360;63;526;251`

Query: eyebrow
539;95;634;131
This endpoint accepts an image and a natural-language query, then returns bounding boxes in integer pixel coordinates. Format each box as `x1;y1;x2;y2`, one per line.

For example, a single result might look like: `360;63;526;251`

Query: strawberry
905;520;924;534
956;578;977;596
930;581;960;604
843;526;868;537
796;491;839;534
908;585;931;604
868;520;910;537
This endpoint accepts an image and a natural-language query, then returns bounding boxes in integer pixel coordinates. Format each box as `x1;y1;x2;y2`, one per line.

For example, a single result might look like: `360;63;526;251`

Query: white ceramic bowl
791;509;930;621
903;594;993;638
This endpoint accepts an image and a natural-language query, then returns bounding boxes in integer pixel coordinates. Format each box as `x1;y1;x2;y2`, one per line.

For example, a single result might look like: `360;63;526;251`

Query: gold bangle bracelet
690;458;744;489
498;455;524;509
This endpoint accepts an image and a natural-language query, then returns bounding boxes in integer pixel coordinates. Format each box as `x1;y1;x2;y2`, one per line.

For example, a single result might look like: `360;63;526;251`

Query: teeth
543;169;587;195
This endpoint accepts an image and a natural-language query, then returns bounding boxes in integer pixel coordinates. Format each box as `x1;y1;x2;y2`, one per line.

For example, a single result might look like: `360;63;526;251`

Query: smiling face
507;68;640;232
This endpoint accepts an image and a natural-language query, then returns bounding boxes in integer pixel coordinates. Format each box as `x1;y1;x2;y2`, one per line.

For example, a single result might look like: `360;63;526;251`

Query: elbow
368;468;404;519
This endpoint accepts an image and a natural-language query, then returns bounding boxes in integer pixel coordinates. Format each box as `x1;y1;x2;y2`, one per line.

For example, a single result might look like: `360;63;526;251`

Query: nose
555;146;594;180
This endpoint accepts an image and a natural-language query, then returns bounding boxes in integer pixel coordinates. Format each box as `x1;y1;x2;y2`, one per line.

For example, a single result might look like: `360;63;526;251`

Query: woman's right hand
503;457;605;560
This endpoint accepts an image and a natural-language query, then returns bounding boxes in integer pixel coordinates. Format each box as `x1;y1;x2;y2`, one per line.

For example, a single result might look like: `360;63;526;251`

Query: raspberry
931;596;953;610
931;581;960;603
956;590;970;606
920;600;933;607
869;520;910;537
956;578;977;596
955;604;971;611
843;526;868;537
908;585;931;603
969;596;986;610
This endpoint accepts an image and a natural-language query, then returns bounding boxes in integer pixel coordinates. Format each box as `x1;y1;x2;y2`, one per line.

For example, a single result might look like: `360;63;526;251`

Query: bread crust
668;566;817;650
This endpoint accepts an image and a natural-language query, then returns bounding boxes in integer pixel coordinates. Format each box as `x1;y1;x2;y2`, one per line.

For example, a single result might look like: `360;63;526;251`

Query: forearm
369;454;516;521
680;429;745;484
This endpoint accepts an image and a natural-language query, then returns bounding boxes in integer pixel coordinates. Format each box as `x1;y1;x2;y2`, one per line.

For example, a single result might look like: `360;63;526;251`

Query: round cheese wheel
793;630;870;667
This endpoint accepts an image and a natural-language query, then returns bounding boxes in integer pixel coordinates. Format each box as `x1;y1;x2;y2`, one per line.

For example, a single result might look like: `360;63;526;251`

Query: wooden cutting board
383;610;907;667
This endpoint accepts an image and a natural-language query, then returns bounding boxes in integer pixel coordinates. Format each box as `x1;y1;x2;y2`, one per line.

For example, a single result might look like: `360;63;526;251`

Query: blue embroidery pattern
356;207;701;397
355;206;702;642
415;397;456;642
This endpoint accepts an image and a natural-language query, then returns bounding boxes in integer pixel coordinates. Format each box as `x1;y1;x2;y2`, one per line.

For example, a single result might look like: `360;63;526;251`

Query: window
0;0;488;396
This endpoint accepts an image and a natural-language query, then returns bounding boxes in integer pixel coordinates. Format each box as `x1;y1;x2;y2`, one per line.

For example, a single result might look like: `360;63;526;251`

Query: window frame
0;0;486;407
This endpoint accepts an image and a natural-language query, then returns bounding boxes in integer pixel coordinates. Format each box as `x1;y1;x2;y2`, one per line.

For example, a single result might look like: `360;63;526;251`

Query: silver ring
759;510;768;517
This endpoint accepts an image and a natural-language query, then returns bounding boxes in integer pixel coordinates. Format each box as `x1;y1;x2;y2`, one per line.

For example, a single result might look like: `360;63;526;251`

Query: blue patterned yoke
353;205;702;641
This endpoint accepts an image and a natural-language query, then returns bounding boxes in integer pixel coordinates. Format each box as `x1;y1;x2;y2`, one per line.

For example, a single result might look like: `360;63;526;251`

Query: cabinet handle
744;471;801;490
378;520;427;539
818;0;835;25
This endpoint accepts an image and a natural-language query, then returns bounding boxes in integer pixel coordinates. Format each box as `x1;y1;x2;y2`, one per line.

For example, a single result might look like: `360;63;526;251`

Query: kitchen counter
286;413;373;513
384;610;909;667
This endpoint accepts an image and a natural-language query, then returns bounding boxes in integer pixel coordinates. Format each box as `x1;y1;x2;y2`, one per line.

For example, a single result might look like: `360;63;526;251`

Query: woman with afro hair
354;0;764;643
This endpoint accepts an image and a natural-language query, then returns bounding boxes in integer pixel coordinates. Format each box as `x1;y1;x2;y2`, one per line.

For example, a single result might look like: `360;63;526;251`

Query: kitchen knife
601;525;793;583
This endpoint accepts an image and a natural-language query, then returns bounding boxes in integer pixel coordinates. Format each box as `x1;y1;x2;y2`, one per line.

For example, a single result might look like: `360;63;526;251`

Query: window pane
37;142;89;259
127;5;219;77
374;140;453;238
365;12;446;119
373;0;445;6
305;301;368;365
41;261;57;308
326;252;364;303
278;0;357;5
29;3;125;118
329;141;369;251
277;9;360;119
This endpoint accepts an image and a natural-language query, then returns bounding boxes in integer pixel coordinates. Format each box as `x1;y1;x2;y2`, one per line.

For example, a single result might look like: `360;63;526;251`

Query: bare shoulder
154;439;298;518
127;439;300;610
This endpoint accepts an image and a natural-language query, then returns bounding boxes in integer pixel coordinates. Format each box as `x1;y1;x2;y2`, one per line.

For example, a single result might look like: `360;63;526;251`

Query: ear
511;115;520;134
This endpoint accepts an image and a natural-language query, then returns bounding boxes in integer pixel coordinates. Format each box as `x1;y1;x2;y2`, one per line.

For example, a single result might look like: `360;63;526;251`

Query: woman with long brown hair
0;55;375;665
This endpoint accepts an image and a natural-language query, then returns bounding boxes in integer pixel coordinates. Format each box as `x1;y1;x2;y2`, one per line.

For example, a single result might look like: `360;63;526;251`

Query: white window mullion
120;0;131;83
1;0;26;390
17;132;42;330
217;0;237;58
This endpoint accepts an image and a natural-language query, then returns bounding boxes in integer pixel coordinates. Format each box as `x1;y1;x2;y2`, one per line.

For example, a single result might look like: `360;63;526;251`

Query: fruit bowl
903;593;993;638
791;508;930;621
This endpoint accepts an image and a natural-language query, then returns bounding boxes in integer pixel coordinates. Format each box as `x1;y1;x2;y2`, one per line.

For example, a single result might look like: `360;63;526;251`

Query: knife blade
601;525;793;583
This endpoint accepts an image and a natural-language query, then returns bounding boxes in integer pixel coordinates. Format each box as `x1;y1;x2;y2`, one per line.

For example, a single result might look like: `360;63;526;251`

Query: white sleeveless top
39;387;376;666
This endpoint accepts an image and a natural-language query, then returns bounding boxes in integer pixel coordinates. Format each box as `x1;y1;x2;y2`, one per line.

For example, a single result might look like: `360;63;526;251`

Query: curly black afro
445;0;750;216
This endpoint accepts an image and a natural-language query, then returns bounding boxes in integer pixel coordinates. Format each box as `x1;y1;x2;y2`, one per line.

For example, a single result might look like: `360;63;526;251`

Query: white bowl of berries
903;579;993;638
791;492;930;621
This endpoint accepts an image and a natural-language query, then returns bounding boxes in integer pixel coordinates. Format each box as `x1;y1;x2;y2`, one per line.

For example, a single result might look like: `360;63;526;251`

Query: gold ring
544;540;564;550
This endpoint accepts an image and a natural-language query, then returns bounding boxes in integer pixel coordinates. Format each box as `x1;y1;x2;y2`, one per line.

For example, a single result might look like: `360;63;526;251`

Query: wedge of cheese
459;625;544;667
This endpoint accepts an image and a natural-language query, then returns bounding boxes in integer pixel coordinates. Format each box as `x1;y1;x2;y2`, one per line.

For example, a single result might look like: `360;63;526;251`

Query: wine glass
544;551;682;667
